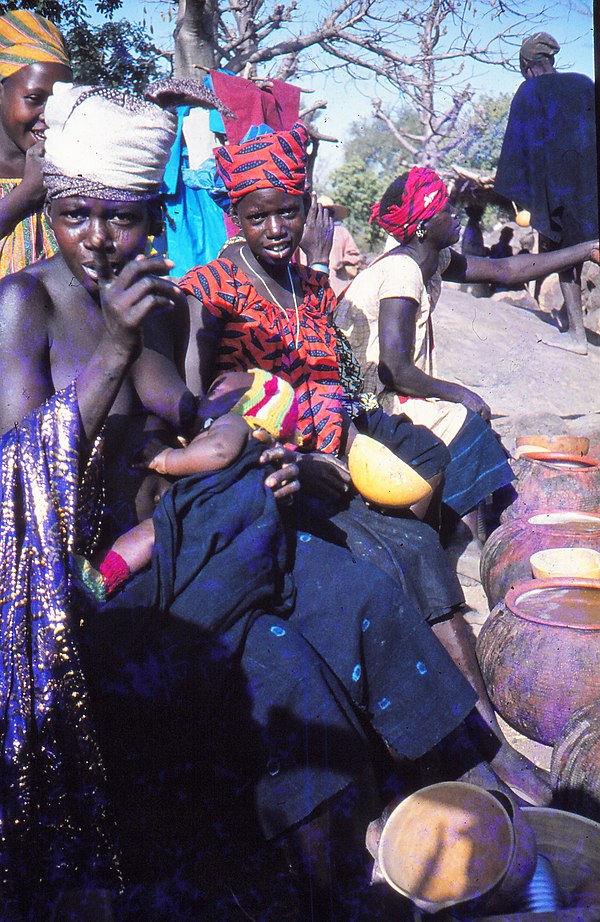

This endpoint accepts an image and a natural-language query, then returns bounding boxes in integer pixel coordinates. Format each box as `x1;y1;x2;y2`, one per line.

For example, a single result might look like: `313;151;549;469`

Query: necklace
239;246;300;349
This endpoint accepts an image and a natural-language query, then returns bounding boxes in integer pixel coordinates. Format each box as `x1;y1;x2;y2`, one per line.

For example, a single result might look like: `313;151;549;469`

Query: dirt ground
433;283;600;773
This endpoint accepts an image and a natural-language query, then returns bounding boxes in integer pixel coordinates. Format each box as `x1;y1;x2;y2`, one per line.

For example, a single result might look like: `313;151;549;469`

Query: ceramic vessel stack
477;434;600;824
501;435;600;523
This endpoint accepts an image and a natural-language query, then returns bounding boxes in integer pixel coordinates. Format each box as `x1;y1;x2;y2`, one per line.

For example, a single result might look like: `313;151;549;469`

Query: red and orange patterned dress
180;258;344;454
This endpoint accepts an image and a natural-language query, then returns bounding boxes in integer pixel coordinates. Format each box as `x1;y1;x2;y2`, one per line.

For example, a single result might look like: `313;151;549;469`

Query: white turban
43;83;177;200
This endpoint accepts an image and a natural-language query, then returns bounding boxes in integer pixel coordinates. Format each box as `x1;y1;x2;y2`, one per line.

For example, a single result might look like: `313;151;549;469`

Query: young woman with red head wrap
179;138;565;811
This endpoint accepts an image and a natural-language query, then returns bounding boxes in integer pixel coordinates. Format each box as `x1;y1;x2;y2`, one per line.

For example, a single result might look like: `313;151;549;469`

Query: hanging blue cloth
159;106;227;277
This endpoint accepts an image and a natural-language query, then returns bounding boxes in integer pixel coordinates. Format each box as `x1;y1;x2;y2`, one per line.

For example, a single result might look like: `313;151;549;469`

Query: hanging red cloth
210;70;301;143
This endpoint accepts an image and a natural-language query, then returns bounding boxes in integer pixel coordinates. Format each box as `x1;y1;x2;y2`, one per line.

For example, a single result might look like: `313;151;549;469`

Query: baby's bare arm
149;413;249;476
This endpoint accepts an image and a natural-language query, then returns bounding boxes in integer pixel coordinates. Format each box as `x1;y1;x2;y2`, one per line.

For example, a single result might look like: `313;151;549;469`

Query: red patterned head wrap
214;121;308;204
369;167;449;242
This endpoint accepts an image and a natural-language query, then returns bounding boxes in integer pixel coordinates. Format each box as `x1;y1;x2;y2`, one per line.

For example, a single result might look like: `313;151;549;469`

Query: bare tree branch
173;0;578;163
372;99;421;156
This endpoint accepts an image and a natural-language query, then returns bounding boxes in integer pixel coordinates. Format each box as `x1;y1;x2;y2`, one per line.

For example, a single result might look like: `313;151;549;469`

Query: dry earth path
433;287;600;771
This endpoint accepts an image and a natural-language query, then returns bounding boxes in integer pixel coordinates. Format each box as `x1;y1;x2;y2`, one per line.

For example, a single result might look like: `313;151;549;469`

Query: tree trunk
174;0;218;79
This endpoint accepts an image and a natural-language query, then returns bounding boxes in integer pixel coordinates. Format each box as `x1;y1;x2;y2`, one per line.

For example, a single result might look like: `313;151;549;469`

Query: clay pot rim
517;451;599;468
506;577;600;630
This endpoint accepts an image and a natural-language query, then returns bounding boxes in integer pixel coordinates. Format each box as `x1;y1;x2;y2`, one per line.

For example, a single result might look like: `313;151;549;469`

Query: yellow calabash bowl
530;547;600;581
348;434;432;508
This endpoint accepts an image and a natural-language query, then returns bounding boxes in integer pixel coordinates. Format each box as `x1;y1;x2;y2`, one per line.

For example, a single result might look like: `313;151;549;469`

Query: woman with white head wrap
42;82;177;201
0;82;188;919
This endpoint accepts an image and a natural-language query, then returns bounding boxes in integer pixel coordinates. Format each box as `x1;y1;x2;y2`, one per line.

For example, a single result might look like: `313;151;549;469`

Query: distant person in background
0;10;71;275
490;226;514;261
461;204;488;258
316;194;362;297
495;32;598;354
518;230;536;255
489;227;516;294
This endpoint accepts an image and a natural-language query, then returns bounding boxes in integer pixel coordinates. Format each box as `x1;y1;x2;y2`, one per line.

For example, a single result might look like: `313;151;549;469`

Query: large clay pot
476;578;600;746
551;700;600;823
480;510;600;608
376;782;536;915
502;453;600;522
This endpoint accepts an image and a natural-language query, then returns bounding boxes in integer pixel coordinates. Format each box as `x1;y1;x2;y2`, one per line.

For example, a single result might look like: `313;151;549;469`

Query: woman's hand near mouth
20;140;46;209
94;252;183;356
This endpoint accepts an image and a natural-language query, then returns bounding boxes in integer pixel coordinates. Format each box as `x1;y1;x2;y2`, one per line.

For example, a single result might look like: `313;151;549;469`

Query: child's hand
130;434;175;470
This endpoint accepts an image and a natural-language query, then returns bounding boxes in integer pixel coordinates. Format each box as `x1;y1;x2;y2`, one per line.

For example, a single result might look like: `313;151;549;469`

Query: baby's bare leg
93;518;156;577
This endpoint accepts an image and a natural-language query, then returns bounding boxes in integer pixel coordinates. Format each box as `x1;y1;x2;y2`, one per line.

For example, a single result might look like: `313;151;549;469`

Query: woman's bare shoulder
0;258;55;321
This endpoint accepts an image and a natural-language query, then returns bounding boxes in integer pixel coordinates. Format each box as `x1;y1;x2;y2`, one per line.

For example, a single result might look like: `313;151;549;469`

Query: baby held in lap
75;368;299;599
75;367;432;600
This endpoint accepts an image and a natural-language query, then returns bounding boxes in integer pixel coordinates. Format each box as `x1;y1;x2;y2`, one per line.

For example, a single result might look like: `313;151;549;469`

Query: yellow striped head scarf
0;10;70;80
229;369;302;444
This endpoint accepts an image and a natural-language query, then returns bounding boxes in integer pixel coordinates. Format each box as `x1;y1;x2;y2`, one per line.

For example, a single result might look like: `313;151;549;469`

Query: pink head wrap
370;167;449;242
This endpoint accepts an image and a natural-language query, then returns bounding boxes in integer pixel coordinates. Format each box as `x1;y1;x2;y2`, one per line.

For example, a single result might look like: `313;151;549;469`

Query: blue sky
108;0;594;173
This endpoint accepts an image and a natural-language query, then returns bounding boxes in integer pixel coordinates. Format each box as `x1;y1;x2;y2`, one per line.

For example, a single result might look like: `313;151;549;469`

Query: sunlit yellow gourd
348;434;432;508
515;209;531;227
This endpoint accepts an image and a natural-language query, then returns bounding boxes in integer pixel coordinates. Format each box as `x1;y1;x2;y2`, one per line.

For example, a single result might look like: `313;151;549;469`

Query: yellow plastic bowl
348;434;432;508
530;547;600;581
515;434;590;457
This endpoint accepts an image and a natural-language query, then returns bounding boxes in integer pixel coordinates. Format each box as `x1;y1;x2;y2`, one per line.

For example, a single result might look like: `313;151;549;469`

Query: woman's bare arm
443;240;599;286
378;296;490;418
183;293;224;397
0;143;46;240
0;271;53;434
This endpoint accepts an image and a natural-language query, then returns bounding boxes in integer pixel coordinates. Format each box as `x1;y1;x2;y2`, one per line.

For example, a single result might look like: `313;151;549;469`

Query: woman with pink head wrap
337;164;599;520
335;163;599;808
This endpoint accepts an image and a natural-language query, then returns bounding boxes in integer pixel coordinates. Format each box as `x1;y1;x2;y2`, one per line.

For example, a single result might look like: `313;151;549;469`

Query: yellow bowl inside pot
530;547;600;581
377;782;514;912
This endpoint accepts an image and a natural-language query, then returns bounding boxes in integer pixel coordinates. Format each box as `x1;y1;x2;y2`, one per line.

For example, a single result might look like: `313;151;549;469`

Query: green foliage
66;19;167;93
342;110;423;174
0;0;123;24
440;93;512;171
0;0;166;94
326;156;389;252
323;110;425;251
